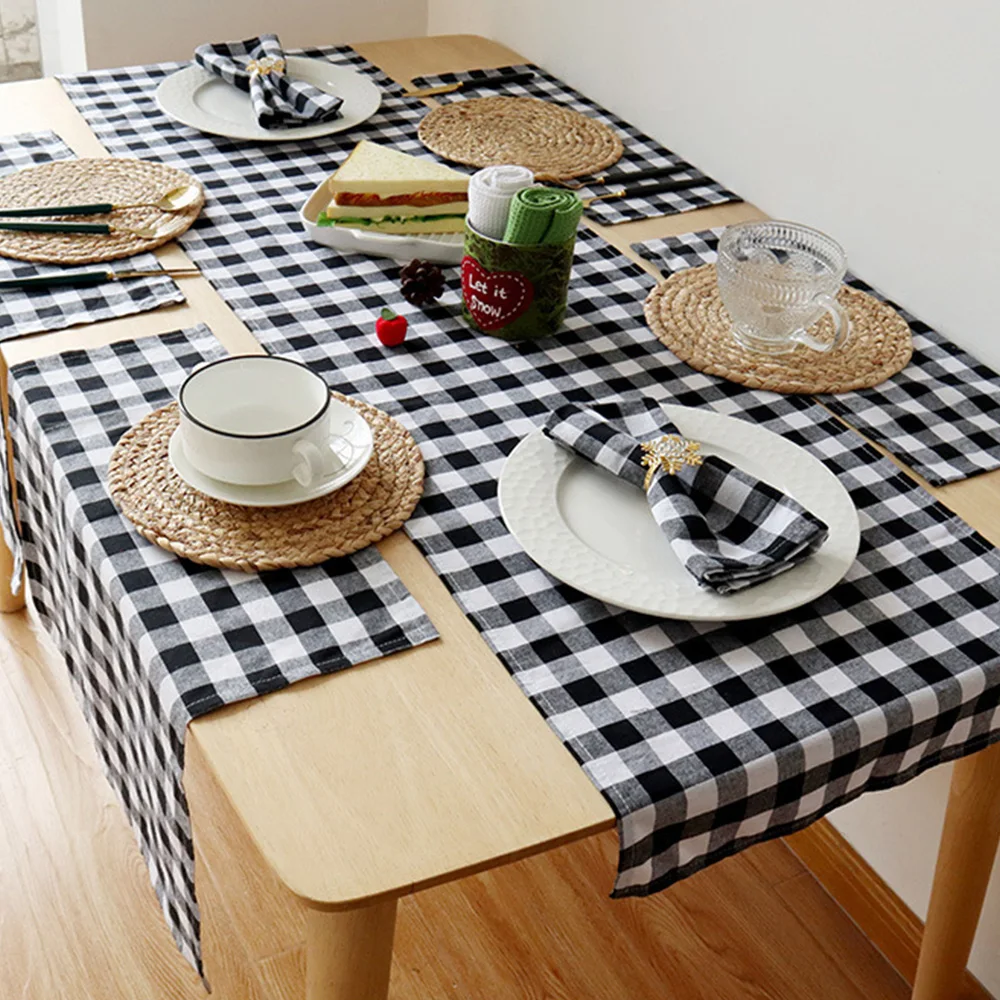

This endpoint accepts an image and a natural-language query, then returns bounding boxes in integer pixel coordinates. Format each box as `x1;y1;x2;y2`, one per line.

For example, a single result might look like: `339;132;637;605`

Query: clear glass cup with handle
716;221;851;355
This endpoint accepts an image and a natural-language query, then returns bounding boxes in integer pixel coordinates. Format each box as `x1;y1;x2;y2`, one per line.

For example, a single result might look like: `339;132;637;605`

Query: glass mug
716;221;850;355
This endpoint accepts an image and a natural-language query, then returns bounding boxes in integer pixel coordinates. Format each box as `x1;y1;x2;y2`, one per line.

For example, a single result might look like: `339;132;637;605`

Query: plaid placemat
405;64;742;225
204;226;998;903
0;131;185;336
5;325;437;976
631;230;1000;486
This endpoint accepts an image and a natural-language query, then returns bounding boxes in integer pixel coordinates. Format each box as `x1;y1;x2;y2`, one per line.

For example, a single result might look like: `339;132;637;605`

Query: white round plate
156;57;382;141
498;404;860;621
168;399;374;508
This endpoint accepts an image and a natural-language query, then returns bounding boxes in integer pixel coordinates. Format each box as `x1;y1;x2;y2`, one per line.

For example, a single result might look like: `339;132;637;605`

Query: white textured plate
299;174;465;265
168;399;374;508
156;57;382;141
498;404;860;621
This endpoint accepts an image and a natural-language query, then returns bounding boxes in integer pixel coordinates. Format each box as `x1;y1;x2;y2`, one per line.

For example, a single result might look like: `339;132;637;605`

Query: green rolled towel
503;187;583;245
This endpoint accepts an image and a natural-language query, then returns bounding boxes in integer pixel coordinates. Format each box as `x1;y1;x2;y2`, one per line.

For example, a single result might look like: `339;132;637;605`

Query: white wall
37;0;429;74
430;0;1000;371
429;0;1000;992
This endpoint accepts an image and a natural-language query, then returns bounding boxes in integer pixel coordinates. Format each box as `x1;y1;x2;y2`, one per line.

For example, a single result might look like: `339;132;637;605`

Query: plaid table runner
406;64;742;225
5;325;437;975
212;227;998;900
57;51;1000;942
0;131;185;337
632;230;1000;486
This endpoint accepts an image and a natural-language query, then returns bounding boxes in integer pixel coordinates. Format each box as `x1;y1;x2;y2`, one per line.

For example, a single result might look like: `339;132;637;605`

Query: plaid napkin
542;399;829;594
193;34;343;129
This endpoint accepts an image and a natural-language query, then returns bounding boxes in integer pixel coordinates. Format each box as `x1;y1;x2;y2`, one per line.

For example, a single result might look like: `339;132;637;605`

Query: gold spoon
0;185;201;219
123;185;201;212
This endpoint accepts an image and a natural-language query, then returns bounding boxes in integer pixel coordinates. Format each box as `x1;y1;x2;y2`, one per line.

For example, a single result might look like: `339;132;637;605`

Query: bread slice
328;140;469;197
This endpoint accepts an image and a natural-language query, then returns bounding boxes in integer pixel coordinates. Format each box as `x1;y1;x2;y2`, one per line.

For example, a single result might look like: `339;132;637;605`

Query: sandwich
318;140;469;234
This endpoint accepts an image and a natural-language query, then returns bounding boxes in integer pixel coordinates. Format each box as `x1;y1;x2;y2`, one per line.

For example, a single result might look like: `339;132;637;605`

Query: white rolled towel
467;165;535;240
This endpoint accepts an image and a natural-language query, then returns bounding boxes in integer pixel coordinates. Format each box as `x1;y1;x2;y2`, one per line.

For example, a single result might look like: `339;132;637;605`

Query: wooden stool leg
912;742;1000;1000
0;350;24;613
306;899;397;1000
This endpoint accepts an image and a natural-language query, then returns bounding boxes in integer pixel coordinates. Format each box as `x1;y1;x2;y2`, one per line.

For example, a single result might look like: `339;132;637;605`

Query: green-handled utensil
0;219;165;238
0;268;201;291
0;184;201;218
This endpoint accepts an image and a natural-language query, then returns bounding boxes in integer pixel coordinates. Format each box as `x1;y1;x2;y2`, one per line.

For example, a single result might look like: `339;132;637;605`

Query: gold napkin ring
641;435;703;491
246;56;286;76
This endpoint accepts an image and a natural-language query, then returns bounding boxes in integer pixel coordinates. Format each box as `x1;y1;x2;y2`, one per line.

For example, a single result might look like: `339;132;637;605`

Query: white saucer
156;57;382;142
498;404;860;622
168;402;374;508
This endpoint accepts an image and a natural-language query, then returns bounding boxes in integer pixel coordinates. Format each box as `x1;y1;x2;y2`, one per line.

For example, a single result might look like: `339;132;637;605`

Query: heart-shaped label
461;256;534;332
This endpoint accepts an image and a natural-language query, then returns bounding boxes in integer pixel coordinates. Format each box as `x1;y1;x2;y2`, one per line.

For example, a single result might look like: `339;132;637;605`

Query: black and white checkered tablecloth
631;230;1000;486
0;131;185;337
5;325;437;975
406;64;742;225
198;225;997;901
55;51;1000;945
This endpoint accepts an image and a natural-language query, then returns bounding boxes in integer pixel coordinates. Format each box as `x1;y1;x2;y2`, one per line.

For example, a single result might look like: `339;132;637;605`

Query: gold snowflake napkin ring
246;56;286;76
641;435;703;491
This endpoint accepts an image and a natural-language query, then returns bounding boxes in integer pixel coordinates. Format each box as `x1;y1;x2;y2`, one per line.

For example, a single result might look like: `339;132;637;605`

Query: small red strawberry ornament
375;307;408;347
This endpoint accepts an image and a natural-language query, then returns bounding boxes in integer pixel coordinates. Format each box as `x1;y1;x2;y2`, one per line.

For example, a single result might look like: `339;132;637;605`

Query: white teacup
178;356;356;487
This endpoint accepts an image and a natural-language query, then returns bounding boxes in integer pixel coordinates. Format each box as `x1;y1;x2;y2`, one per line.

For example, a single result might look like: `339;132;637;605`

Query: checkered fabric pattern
0;131;185;338
60;45;426;178
405;64;742;225
631;229;1000;486
542;399;829;594
197;226;999;899
5;325;437;976
194;35;344;128
59;47;438;314
57;60;1000;920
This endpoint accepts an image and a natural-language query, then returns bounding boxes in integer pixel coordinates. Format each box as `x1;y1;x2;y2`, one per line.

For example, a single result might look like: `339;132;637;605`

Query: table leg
306;899;397;1000
0;350;24;613
912;741;1000;1000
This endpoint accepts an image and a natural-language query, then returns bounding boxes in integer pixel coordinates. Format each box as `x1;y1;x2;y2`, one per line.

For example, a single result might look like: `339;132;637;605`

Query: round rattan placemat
107;396;424;572
417;96;623;180
0;158;204;264
644;264;913;394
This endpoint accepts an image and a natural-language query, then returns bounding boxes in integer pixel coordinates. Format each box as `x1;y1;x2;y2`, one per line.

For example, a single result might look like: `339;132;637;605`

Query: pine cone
399;259;446;306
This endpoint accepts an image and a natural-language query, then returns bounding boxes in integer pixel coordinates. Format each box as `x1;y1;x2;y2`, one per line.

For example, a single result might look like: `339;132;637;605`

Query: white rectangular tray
300;176;464;265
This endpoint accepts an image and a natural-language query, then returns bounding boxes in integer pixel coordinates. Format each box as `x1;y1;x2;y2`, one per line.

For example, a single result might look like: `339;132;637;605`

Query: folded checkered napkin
542;399;829;594
194;34;343;129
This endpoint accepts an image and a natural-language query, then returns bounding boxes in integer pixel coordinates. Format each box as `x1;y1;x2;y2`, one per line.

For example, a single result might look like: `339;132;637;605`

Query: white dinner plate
156;57;382;142
299;173;465;265
498;404;860;621
168;398;374;507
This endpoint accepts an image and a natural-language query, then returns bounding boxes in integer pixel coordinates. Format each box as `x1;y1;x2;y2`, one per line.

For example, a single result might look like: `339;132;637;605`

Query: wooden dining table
0;32;996;1000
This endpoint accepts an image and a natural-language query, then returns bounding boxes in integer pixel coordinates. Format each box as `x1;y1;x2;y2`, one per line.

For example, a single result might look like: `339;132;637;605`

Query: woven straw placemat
0;158;204;264
418;96;623;180
108;396;423;572
644;264;913;394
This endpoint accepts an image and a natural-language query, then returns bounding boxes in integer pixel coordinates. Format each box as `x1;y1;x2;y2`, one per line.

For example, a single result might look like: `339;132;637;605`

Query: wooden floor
0;602;911;1000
